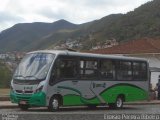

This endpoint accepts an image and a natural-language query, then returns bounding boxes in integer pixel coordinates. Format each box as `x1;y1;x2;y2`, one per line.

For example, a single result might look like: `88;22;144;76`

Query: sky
0;0;152;32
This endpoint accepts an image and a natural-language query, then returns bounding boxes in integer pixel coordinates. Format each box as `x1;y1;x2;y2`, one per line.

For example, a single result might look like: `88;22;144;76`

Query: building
90;38;160;87
92;39;119;50
0;54;9;60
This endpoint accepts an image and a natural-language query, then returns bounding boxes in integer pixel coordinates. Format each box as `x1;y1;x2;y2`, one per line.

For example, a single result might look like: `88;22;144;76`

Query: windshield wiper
14;75;25;79
24;75;40;80
14;75;42;80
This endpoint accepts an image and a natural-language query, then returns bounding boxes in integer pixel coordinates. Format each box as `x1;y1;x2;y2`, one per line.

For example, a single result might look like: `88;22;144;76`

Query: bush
0;62;12;88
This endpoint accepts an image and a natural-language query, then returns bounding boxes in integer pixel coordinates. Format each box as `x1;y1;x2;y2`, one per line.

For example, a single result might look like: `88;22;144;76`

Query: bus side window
80;60;99;79
100;60;115;80
117;61;132;81
133;62;147;80
57;58;78;79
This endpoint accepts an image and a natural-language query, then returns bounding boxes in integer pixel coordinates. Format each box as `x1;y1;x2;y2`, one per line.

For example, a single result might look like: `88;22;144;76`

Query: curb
0;105;18;109
124;102;160;105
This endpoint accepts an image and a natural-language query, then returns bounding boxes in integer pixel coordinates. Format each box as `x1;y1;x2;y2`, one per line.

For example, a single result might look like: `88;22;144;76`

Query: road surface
0;105;160;120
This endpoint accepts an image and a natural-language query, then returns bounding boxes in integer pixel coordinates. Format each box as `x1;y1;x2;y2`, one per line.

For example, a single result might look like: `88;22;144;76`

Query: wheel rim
52;99;59;110
116;98;122;108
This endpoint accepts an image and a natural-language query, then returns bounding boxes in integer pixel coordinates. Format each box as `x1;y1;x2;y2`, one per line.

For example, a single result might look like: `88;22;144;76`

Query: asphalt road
0;105;160;120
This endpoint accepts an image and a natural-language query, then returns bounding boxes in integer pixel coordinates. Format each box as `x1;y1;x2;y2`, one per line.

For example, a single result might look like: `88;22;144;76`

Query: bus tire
115;96;123;109
19;104;29;111
108;96;124;109
48;96;60;111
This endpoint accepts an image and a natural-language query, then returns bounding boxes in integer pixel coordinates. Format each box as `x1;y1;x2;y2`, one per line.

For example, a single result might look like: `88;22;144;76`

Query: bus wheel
116;96;123;109
19;104;29;111
108;96;124;109
48;96;60;111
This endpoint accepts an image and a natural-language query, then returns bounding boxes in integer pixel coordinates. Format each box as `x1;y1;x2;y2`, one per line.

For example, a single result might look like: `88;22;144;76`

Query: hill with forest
0;20;78;52
0;0;160;52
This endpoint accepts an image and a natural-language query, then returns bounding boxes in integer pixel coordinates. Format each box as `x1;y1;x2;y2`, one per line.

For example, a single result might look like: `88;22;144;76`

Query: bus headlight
34;85;44;93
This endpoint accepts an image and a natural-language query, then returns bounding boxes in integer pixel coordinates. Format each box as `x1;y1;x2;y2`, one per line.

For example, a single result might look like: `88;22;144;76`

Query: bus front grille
16;95;32;103
16;90;33;94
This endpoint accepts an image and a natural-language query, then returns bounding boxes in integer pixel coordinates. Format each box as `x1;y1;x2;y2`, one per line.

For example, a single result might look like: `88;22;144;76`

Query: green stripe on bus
58;86;100;105
100;84;148;103
10;91;46;106
58;84;148;105
63;95;100;105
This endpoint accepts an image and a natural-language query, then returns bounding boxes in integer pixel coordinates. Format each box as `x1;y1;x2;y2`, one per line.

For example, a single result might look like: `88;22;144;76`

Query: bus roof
28;50;148;62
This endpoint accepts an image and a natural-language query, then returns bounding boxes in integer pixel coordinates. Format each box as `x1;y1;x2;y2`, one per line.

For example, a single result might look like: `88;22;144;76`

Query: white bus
10;50;149;111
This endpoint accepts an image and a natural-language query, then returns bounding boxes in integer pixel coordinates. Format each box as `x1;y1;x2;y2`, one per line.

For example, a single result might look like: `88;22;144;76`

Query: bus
10;50;149;111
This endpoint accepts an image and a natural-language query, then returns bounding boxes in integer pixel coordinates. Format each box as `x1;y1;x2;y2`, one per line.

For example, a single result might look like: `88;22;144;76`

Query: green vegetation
0;61;12;88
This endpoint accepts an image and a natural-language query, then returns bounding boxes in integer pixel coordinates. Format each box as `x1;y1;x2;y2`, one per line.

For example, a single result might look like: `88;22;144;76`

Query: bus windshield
14;53;55;80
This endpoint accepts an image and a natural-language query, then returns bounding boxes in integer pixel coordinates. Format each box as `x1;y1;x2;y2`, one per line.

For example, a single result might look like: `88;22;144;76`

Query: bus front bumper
10;91;46;107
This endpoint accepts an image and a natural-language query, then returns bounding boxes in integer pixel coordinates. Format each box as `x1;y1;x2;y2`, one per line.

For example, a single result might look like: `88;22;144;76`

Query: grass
0;88;10;95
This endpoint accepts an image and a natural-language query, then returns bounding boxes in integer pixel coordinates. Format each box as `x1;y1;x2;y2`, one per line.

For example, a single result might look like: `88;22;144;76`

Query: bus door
50;56;93;99
89;59;116;104
79;59;104;102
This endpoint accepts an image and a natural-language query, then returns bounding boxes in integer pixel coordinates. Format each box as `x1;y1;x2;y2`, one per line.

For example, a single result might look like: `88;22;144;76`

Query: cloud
35;0;153;24
0;11;24;31
37;7;68;21
0;11;24;23
0;0;152;31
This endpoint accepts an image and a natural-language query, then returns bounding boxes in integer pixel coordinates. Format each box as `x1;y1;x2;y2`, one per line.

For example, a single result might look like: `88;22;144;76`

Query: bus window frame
116;60;133;81
55;55;79;80
99;59;116;81
49;54;148;85
115;60;148;81
79;57;100;80
132;61;148;81
49;55;79;85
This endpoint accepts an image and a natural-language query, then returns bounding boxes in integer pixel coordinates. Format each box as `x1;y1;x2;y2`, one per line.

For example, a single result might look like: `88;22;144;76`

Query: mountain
101;0;160;41
0;19;78;52
0;0;160;52
62;0;160;50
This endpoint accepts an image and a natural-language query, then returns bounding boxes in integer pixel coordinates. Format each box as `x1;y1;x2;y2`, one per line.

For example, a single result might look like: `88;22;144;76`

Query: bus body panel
45;80;149;106
10;50;150;108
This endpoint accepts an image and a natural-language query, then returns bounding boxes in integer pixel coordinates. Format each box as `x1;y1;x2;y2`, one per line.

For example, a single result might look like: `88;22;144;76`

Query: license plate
19;101;26;105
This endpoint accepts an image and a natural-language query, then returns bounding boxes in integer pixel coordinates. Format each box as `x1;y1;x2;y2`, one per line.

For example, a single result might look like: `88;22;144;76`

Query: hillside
61;0;160;50
0;0;160;52
0;19;78;52
101;0;160;41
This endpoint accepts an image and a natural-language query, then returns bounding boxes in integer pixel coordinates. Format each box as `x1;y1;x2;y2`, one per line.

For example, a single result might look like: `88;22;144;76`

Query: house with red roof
90;38;160;87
